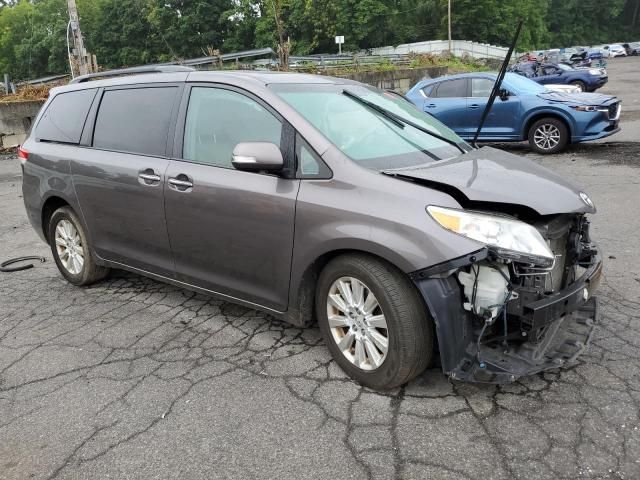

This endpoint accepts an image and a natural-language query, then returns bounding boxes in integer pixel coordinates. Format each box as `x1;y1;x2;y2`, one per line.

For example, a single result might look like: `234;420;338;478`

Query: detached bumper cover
413;249;603;384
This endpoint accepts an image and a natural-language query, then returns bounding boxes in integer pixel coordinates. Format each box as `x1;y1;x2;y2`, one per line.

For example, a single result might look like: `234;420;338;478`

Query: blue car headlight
570;105;608;113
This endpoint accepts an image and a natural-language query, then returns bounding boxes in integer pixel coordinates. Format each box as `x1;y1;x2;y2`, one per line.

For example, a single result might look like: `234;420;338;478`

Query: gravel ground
1;59;639;480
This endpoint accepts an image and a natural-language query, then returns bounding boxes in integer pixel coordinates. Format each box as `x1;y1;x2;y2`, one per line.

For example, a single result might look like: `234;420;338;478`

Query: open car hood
537;91;616;106
383;147;596;216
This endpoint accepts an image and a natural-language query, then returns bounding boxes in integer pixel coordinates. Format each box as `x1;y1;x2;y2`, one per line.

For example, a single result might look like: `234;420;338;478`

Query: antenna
472;21;524;147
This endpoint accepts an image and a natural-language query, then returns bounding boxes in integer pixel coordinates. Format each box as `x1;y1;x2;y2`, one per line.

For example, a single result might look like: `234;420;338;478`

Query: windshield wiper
342;89;469;154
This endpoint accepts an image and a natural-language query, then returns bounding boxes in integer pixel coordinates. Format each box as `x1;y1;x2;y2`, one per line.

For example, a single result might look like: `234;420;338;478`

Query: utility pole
448;0;452;53
67;0;90;76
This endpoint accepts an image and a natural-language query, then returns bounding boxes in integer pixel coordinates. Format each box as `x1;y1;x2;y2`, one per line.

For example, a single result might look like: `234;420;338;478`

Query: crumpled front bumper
413;249;603;384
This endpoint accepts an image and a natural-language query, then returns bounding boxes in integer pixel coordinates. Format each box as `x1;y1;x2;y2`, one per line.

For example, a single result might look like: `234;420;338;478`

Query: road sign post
335;36;345;55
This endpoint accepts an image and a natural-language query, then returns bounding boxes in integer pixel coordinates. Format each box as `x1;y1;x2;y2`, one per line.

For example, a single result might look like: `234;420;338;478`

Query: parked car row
530;42;640;63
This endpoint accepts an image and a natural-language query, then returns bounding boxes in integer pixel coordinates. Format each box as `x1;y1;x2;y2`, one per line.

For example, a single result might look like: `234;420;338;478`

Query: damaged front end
412;213;602;383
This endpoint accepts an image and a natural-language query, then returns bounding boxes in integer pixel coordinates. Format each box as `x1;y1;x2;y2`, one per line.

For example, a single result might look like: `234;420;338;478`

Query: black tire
315;254;434;390
48;207;109;286
571;80;586;92
528;117;569;154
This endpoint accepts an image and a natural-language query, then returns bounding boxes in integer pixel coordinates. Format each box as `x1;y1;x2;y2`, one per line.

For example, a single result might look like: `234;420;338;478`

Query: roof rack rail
69;65;196;84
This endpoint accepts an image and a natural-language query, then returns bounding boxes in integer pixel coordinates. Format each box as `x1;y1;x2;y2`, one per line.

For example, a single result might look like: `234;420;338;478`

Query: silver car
20;66;602;389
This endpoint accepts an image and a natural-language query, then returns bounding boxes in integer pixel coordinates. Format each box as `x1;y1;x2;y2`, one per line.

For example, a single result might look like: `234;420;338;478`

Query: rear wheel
571;80;586;92
316;254;433;390
48;207;109;285
528;117;569;154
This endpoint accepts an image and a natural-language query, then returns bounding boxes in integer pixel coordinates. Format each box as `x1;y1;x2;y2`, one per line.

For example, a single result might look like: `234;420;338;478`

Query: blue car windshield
503;72;549;95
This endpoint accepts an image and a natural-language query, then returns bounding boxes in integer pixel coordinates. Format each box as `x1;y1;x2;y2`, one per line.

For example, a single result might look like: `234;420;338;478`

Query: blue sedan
405;72;621;154
510;62;608;92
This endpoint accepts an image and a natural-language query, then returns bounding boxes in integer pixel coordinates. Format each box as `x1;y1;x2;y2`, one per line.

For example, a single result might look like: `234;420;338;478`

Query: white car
545;84;582;94
596;44;627;58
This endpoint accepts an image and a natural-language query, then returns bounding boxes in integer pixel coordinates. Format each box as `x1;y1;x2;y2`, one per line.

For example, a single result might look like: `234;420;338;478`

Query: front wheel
528;117;569;154
316;254;433;390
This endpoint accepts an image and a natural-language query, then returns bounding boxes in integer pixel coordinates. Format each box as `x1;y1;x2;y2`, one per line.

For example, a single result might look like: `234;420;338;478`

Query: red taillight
18;146;28;162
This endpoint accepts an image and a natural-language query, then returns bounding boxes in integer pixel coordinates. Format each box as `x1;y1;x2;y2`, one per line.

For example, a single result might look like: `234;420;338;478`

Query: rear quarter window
34;89;97;144
93;87;177;157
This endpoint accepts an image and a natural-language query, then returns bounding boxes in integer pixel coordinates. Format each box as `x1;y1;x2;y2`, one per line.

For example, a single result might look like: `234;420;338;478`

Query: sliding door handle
168;175;193;191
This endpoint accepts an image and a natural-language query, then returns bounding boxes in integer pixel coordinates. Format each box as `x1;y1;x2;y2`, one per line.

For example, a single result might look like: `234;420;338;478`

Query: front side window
93;87;177;156
272;84;465;170
471;78;494;97
183;87;282;168
35;89;97;144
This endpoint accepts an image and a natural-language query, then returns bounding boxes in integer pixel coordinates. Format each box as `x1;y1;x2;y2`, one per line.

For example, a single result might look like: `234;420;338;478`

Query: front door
72;85;180;277
164;86;299;312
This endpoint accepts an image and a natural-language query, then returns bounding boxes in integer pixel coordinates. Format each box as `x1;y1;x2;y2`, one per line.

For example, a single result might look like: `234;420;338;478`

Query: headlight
571;105;608;113
427;206;555;267
588;69;601;75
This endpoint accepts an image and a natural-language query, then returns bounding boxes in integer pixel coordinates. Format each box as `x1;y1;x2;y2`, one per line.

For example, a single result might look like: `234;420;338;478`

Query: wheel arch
522;110;573;141
41;195;72;244
284;247;425;327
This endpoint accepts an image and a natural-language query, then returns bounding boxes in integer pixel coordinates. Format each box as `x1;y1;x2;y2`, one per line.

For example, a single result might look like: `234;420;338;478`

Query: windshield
270;83;466;170
503;72;549;95
556;63;573;71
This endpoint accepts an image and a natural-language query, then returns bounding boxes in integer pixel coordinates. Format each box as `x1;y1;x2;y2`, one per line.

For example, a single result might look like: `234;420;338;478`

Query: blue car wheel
528;117;569;154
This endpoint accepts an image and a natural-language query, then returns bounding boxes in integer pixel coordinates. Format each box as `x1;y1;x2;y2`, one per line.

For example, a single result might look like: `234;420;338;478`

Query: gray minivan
20;66;602;389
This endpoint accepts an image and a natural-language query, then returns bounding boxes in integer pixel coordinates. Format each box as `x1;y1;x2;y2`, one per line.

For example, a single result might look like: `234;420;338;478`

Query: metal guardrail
15;41;510;85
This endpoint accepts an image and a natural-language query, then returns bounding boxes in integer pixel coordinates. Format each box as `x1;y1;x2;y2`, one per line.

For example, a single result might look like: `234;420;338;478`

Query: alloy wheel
326;277;389;371
54;219;85;275
533;123;561;151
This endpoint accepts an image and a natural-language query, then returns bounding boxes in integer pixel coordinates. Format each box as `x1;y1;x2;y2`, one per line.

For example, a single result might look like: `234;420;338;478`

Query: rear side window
35;89;96;144
93;87;177;156
433;79;467;98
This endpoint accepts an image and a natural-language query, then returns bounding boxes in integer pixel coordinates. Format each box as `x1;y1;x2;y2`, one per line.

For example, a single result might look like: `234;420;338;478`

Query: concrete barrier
0;100;45;148
340;66;448;93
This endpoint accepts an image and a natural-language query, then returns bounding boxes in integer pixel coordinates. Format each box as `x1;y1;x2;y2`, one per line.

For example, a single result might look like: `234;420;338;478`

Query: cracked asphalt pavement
2;59;640;479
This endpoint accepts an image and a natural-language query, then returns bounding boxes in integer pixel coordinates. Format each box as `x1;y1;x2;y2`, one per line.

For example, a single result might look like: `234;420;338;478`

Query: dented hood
383;147;596;216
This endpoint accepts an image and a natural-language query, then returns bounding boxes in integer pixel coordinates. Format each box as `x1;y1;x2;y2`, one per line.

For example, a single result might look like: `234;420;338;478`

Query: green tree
448;0;549;51
146;0;233;59
546;0;629;46
0;0;69;80
223;0;260;52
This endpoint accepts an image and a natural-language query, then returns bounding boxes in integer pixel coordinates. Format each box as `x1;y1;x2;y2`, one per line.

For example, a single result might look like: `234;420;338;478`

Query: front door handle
425;103;437;109
168;174;193;192
138;169;161;186
469;104;480;109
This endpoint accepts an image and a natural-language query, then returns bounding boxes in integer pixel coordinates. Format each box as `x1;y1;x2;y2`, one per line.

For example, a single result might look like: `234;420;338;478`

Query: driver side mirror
499;88;510;101
232;142;284;172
